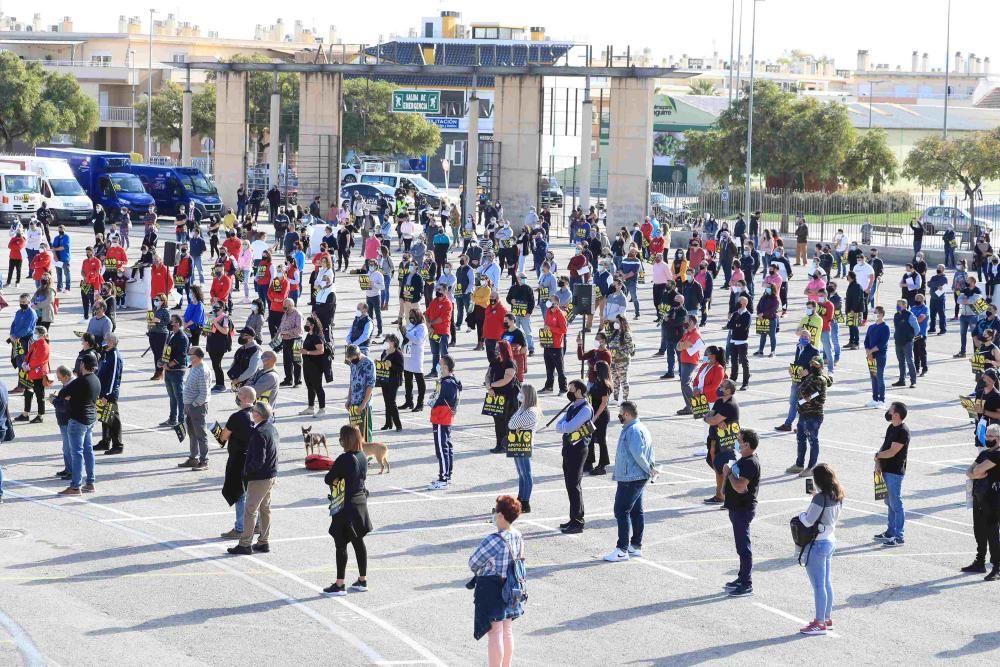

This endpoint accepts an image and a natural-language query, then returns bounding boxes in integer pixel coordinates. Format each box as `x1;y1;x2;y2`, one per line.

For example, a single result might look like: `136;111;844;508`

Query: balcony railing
99;106;135;123
22;59;119;68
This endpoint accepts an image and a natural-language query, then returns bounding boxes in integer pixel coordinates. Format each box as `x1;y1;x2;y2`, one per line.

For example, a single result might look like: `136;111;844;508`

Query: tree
341;79;441;156
0;52;99;150
841;128;898;192
134;82;216;155
687;79;719;96
903;130;1000;226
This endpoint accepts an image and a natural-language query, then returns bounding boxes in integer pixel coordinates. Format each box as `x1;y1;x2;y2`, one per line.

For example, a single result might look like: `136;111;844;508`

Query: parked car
918;206;993;236
539;176;563;208
359;172;443;209
341;164;359;184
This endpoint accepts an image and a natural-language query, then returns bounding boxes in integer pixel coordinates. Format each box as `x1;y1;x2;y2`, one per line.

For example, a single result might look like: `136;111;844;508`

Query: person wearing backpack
468;495;525;666
797;464;844;636
963;423;1000;580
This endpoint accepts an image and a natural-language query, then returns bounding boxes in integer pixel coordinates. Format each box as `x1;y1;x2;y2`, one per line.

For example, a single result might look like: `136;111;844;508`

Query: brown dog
301;425;330;458
362;441;390;474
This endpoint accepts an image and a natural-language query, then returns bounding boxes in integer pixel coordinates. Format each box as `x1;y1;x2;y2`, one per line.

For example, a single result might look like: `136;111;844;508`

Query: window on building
172;53;187;64
452;140;466;167
90;54;112;66
473;27;499;40
498;28;513;40
424;22;434;38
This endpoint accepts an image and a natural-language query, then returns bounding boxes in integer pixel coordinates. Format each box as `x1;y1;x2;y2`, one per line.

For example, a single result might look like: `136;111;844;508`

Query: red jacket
31;251;51;281
83;269;104;292
544;307;568;348
568;254;590;281
483;302;508;341
641;221;653;241
175;255;192;280
255;259;272;286
694;362;726;403
150;263;174;298
81;256;102;280
211;274;233;304
222;236;242;259
104;246;128;270
8;236;25;260
267;276;290;311
25;338;50;381
425;297;453;336
650;236;665;257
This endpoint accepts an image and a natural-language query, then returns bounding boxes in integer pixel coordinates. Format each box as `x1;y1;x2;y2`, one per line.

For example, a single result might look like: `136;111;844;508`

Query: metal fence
692;188;1000;251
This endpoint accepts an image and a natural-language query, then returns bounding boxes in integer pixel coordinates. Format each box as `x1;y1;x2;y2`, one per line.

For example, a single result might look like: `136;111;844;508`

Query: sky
5;0;998;73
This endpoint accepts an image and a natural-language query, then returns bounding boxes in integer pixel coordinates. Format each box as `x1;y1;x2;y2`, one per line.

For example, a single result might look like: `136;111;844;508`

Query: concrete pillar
464;95;480;224
578;96;593;214
492;75;543;230
606;77;655;226
268;74;281;194
298;73;342;212
214;72;247;211
181;87;192;166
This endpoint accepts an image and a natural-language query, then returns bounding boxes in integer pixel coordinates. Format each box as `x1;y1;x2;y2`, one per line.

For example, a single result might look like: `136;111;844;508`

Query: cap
238;326;256;337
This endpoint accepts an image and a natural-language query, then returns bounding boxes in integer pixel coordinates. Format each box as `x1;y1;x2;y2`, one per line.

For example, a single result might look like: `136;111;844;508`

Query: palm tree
688;80;719;96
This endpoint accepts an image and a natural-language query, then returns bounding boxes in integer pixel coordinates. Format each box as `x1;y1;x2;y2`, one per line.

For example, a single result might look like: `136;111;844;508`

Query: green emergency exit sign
391;90;441;113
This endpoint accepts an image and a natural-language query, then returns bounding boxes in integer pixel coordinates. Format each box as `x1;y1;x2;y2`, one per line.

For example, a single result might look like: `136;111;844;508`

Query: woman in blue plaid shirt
469;495;525;666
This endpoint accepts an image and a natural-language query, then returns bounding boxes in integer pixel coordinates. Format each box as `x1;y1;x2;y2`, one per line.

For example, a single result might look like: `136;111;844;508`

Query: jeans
728;508;755;585
830;321;841;362
960;314;977;354
515;314;534;353
429;334;449;374
870;355;886;401
679;362;696;408
513;455;533;502
895;340;916;383
665;337;679;373
67;418;95;489
56;261;71;291
944;243;956;268
60;424;70;474
164;371;185;423
757;318;777;354
625;280;639;316
234;493;247;531
929;296;946;332
883;471;905;539
795;415;823;469
455;294;471;329
192;255;204;283
805;539;836;621
614;480;646;551
365;295;382;334
784;383;800;425
820;331;835;373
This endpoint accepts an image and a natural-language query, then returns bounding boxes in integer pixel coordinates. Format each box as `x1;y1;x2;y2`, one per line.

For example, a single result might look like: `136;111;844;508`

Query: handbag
790;494;828;566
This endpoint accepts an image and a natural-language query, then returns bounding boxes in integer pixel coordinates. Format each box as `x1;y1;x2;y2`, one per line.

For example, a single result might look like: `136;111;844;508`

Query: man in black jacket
57;354;101;496
228;401;278;555
506;273;536;356
726;296;753;390
220;386;258;539
658;294;688;380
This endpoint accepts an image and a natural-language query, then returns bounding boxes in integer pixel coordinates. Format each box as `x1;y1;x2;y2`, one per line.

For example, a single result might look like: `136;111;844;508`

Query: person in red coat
173;244;193;308
149;255;174;307
8;229;26;286
31;244;52;285
482;289;509;364
266;271;290;337
541;295;568;393
424;288;453;377
16;326;50;423
210;264;233;309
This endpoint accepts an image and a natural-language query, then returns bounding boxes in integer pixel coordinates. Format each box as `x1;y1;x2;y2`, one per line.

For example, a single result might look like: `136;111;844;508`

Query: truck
0;155;94;224
34;147;155;219
0;164;42;226
129;164;223;221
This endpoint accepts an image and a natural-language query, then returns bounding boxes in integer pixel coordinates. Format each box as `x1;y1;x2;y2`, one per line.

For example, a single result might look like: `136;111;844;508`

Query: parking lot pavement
0;227;997;665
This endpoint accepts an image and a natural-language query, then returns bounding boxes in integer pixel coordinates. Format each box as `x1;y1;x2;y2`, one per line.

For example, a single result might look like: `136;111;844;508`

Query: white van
0;156;93;223
0;164;42;226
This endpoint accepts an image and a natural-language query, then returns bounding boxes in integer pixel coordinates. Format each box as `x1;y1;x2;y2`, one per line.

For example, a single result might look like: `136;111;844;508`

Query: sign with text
392;90;441;114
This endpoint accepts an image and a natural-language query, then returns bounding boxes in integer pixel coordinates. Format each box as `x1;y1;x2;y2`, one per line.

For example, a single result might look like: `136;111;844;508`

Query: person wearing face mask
425;287;453;378
815;292;836;375
505;273;535;356
483;290;509;365
265;267;290;338
160;315;190;428
726;296;752;389
874;402;910;547
173;243;193;309
397;261;425;327
343;345;376;442
769;249;793;313
228;326;262;390
899;263;922;307
345;302;374;356
618;248;642;320
890;299;920;389
754;284;779;357
205;300;233;392
486;341;520;454
298;314;330;416
602;400;655;563
149;254;174;309
843;272;865;350
536;262;557;318
177;347;211;471
910;293;930;377
31;271;56;330
775;328;821;432
227;401;279;556
786;357;832;479
15;326;50;423
676;315;706;415
531;232;548;279
963;422;1000;579
739;243;761;298
799;300;823;349
585;361;613;475
398;309;427;412
277;299;304;389
504;383;539;510
955;274;985;357
540;295;569;393
8;293;38;392
210;260;234;313
681;269;704;321
927;264;949;335
555;380;595;534
147;294;171;381
453;257;475;332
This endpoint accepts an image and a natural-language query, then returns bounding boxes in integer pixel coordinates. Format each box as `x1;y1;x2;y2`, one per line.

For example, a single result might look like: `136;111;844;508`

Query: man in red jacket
149;255;174;307
266;270;290;337
482;289;508;365
210;264;234;309
424;287;453;377
541;294;568;393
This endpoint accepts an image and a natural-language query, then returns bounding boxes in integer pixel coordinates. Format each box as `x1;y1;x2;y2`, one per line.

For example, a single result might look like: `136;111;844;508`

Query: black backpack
789;494;828;566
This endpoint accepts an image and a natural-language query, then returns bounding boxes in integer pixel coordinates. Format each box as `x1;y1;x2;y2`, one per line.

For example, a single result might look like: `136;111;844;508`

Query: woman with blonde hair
507;383;538;513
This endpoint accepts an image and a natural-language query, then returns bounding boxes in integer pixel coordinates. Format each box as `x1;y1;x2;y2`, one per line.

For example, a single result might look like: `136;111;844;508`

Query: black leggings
24;379;44;415
335;534;368;580
403;371;425;405
209;348;226;387
303;360;325;409
586;413;610;468
7;259;22;285
382;383;401;429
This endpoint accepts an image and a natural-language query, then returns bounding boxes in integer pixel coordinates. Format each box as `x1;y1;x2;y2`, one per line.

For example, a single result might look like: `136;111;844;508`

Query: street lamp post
147;9;155;161
943;0;952;140
744;0;762;223
128;48;136;154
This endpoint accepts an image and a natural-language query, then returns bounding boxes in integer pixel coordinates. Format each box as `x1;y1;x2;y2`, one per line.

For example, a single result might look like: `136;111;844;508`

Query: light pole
128;48;136;154
868;79;886;128
734;0;744;98
728;0;736;103
744;0;762;222
146;9;155;161
943;0;952;139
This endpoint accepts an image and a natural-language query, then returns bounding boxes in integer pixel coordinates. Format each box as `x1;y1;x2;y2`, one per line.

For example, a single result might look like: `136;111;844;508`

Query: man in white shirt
651;253;673;320
249;232;270;262
833;229;849;278
363;261;385;336
853;256;876;322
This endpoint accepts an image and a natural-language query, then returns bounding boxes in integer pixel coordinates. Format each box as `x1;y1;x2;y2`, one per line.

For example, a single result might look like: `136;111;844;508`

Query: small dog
363;441;391;474
301;425;330;458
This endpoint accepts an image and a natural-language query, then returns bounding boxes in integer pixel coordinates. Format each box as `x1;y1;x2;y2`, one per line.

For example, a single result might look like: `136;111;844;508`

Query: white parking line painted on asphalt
753;602;840;638
0;606;49;667
844;503;973;538
5;481;445;666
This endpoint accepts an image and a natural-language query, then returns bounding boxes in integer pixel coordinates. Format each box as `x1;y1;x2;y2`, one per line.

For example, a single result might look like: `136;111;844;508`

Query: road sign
391;90;441;114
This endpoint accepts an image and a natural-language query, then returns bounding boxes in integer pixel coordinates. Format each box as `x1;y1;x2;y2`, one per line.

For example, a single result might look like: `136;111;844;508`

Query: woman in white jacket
400;307;427;411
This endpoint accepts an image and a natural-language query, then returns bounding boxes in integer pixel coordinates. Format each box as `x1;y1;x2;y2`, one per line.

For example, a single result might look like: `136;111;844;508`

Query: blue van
130;164;223;221
34;147;154;217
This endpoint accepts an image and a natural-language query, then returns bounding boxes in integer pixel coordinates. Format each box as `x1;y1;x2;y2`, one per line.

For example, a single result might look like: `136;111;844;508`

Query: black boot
986;565;1000;581
961;560;987;573
93;440;110;451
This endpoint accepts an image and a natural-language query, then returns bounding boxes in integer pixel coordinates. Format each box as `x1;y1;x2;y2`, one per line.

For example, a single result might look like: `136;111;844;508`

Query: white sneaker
298;406;315;416
864;399;878;408
603;548;630;562
875;401;886;409
315;408;326;417
627;545;643;558
427;480;449;490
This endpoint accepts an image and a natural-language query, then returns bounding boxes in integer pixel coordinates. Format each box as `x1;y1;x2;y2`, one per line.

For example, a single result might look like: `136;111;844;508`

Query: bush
697;189;913;218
